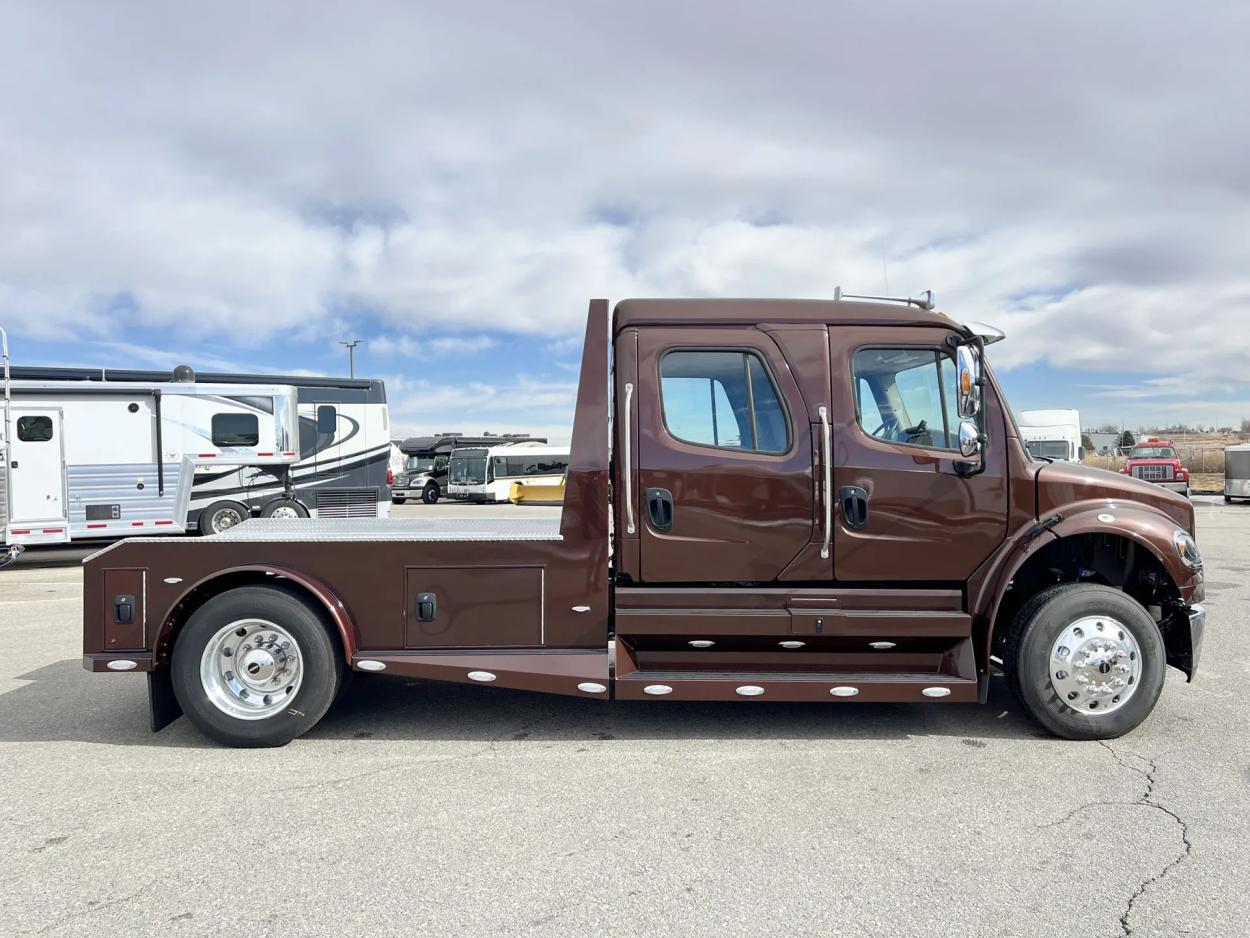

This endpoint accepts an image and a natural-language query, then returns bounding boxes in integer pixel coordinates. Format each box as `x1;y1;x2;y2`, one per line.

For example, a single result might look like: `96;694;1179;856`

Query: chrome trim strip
819;404;832;559
623;382;635;534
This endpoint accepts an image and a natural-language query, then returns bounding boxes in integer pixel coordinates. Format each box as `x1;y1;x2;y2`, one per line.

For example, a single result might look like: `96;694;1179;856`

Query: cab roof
613;298;955;331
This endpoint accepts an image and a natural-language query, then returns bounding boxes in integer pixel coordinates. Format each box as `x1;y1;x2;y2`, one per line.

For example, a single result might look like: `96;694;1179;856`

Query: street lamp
338;339;362;378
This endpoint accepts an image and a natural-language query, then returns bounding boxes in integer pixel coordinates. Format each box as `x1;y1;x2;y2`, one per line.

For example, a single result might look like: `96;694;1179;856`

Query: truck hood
1034;459;1194;533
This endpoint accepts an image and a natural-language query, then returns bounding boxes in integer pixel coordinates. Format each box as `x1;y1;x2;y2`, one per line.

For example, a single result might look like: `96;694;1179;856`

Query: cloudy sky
3;2;1249;440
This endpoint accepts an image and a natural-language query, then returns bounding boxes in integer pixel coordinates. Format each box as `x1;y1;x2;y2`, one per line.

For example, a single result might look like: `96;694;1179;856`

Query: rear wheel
422;484;440;504
259;497;309;520
200;500;249;535
1004;583;1165;740
171;587;344;747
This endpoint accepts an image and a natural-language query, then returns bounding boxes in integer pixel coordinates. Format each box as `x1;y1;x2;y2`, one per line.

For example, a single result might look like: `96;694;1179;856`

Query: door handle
840;485;869;530
415;592;437;622
645;487;674;532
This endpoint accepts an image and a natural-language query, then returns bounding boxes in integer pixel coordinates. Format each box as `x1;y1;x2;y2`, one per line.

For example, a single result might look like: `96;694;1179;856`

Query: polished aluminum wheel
210;507;244;534
1049;615;1142;714
267;505;301;520
199;619;303;720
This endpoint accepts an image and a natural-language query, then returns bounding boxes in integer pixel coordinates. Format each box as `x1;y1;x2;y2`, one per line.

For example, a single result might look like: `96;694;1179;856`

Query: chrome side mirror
958;420;982;458
956;345;981;418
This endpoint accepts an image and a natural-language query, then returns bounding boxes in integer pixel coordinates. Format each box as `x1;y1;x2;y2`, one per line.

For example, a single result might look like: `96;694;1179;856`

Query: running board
614;672;979;703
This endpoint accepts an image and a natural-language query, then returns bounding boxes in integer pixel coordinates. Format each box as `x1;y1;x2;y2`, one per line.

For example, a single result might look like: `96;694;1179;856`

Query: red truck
81;297;1206;747
1119;439;1190;497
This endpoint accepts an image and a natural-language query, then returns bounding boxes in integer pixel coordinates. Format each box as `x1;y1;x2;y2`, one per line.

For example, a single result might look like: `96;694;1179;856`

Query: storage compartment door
404;566;544;648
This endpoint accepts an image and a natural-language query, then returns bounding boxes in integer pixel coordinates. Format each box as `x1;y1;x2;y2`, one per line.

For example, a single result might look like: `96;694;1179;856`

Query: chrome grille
1132;464;1173;481
316;489;379;518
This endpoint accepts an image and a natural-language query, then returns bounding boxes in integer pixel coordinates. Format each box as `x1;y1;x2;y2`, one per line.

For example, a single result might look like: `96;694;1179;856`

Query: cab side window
853;348;957;450
660;350;790;454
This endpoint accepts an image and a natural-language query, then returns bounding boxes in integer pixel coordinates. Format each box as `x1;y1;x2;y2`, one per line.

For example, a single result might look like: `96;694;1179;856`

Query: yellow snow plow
508;478;566;505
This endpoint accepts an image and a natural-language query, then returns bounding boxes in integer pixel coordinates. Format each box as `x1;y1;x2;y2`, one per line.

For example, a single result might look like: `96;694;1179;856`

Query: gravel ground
1;496;1246;937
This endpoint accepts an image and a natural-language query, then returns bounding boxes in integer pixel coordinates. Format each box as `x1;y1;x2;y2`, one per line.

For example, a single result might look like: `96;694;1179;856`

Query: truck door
8;409;67;524
831;326;1008;582
629;327;821;583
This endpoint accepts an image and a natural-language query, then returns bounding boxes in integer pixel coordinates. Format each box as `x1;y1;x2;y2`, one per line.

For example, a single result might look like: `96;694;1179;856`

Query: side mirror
1078;446;1086;461
958;420;982;458
956;345;981;418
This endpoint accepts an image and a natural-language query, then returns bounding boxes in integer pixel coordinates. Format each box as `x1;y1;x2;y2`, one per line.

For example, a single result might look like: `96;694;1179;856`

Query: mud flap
148;668;183;732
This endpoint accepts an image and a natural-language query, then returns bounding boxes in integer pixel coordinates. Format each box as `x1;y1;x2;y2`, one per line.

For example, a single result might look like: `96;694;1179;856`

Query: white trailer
1018;409;1084;463
0;336;299;553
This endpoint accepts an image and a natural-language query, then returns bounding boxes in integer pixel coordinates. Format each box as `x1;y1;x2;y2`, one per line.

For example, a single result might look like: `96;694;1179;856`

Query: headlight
1173;530;1202;569
395;475;407;487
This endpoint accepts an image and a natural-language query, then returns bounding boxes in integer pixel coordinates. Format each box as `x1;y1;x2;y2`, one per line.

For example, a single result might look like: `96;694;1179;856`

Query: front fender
1047;502;1204;605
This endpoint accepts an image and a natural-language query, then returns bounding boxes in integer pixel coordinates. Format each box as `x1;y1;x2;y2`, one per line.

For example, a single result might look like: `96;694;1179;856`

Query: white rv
447;441;570;502
10;365;392;534
1018;409;1084;463
0;331;301;554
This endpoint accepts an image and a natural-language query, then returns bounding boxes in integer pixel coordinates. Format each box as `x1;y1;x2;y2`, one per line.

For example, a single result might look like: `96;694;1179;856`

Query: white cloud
1;1;1249;423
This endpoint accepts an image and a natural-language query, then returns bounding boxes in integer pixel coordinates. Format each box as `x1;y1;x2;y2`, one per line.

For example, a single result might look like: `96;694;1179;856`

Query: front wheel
422;484;440;504
171;586;344;747
1004;583;1165;740
392;496;406;504
200;499;249;535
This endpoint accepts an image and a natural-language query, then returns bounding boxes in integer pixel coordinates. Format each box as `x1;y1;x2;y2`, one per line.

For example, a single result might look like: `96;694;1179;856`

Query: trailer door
9;408;67;524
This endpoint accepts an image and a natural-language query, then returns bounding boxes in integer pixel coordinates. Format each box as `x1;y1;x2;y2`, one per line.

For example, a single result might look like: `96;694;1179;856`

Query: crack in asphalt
1038;741;1194;937
1098;740;1194;937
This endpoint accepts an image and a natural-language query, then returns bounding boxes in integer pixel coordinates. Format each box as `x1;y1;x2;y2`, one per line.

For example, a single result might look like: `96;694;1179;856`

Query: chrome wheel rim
1049;615;1142;715
211;507;243;533
200;619;303;720
268;505;301;520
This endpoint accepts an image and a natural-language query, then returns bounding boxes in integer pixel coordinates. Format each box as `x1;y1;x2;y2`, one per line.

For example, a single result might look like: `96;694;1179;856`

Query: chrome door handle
623;382;635;535
819;404;832;559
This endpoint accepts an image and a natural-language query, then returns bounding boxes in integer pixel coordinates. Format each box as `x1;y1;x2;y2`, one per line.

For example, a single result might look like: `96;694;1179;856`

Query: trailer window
16;415;54;442
660;350;790;454
211;413;260;447
853;348;957;450
317;405;337;434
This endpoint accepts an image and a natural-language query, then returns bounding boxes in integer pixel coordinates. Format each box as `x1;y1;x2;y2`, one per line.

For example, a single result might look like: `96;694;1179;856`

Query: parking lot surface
2;497;1246;937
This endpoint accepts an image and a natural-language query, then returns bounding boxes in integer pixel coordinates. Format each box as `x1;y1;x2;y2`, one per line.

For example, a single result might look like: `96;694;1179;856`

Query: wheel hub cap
200;619;303;720
1049;615;1142;715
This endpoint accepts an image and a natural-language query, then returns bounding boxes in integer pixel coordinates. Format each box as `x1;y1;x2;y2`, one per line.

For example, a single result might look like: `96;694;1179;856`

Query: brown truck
81;296;1206;747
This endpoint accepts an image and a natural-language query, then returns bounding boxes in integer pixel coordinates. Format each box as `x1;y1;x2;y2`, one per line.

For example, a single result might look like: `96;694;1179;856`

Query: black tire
422;484;440;504
1004;583;1166;740
199;499;250;535
259;497;310;520
392;496;406;504
171;586;344;747
1226;495;1234;503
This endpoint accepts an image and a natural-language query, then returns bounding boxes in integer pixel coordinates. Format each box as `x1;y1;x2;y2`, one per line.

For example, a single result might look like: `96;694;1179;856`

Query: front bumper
1166;603;1205;682
1187;603;1205;678
1154;480;1189;494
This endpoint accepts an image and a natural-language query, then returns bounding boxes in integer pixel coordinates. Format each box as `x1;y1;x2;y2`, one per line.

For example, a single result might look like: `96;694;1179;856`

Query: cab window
853;348;957;450
660;350;790;454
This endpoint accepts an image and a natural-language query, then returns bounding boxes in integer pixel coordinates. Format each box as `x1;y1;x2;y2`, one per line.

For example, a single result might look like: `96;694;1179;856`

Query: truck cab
81;296;1206;748
1120;439;1190;497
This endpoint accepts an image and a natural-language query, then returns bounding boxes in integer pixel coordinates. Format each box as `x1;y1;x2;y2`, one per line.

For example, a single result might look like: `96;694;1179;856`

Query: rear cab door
620;323;829;584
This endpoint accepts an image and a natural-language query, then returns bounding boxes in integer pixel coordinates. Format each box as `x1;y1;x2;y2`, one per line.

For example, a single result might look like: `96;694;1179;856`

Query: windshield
404;457;436;473
449;450;487;484
1131;446;1177;460
1025;440;1071;460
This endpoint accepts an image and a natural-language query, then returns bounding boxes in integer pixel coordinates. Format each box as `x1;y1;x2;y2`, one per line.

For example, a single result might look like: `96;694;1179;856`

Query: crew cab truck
1119;439;1190;497
82;297;1206;747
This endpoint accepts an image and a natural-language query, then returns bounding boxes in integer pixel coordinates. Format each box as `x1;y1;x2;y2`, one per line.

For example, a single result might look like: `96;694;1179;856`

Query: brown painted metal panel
102;568;145;650
788;609;970;637
613;674;978;703
615;609;792;636
831;324;1009;582
615;586;963;611
633;325;815;583
355;650;608;698
404;566;543;648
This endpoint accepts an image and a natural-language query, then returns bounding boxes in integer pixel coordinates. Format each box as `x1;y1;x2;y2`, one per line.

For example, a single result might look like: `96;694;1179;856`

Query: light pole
338;339;362;378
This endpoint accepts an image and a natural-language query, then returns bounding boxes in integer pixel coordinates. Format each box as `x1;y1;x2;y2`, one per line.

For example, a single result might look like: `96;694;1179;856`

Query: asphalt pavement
1;496;1246;937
